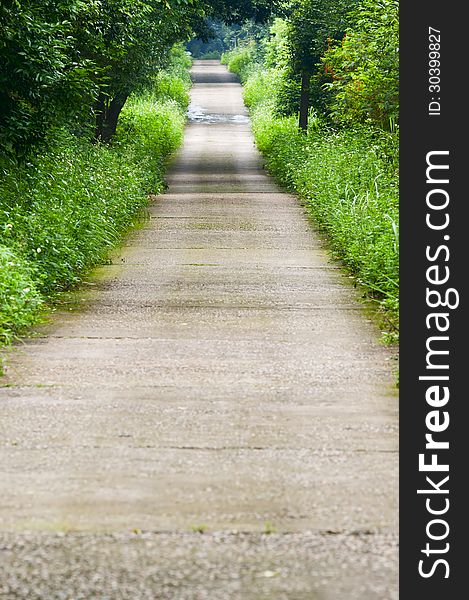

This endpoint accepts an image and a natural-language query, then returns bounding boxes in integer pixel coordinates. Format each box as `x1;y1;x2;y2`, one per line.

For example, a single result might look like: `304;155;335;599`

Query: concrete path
0;61;398;599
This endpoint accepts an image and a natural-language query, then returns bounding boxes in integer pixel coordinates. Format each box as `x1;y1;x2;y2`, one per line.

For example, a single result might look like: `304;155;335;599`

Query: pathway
0;61;398;599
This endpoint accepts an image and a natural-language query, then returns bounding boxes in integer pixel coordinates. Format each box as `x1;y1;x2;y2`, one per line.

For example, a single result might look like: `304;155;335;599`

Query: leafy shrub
115;97;186;192
323;0;399;129
150;45;192;106
0;132;152;293
263;18;290;71
222;45;258;82
0;245;43;345
0;0;97;155
243;68;283;110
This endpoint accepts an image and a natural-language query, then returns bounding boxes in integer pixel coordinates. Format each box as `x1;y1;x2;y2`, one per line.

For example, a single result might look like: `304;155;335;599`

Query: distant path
0;61;398;599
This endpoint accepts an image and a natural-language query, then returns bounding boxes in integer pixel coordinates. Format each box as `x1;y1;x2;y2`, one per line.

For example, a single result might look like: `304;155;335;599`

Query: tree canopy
1;0;396;152
0;0;280;154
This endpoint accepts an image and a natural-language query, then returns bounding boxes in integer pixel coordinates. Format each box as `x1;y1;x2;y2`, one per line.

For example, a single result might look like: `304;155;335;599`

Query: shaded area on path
0;61;398;598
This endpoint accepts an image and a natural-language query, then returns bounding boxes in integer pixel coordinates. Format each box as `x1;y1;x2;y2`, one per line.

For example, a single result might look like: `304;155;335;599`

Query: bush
222;45;258;82
150;45;192;106
243;68;282;110
0;132;153;294
115;97;186;192
323;0;399;129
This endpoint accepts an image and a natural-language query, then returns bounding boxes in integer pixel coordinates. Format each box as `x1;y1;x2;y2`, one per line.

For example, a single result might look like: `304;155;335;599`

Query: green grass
0;49;190;347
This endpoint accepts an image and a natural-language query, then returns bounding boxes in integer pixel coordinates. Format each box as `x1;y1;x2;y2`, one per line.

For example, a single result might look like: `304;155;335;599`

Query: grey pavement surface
0;61;398;599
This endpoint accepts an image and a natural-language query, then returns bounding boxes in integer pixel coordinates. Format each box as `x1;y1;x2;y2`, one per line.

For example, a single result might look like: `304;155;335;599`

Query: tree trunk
94;93;107;142
95;93;129;143
299;71;311;133
102;93;129;143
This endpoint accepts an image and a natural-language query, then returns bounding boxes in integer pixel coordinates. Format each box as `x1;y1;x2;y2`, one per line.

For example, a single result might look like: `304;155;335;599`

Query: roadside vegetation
222;0;399;341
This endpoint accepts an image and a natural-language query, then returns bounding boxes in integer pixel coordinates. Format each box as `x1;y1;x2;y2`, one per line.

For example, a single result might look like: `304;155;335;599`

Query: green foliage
84;1;197;96
1;132;148;294
272;0;356;117
0;0;96;154
323;0;399;128
286;0;354;73
253;104;399;334
243;69;284;110
0;54;189;346
222;45;258;82
0;246;43;345
263;18;290;70
204;0;282;25
149;44;192;103
116;97;186;192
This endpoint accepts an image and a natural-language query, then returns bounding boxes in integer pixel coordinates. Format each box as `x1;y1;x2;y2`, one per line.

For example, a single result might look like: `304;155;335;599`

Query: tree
84;0;202;142
322;0;399;129
206;0;283;25
0;0;96;153
283;0;355;130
